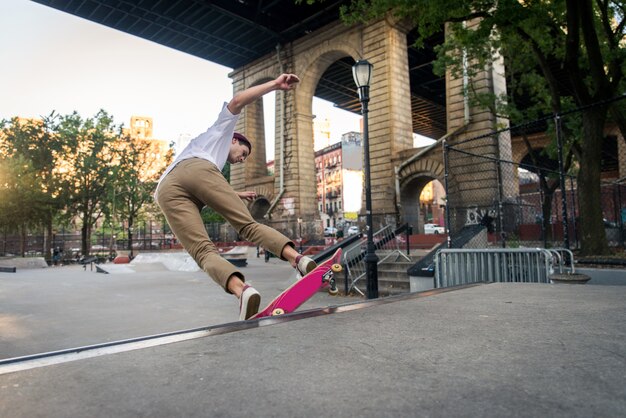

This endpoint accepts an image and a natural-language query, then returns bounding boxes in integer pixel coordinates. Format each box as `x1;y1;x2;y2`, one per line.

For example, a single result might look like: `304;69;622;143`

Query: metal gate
434;248;574;288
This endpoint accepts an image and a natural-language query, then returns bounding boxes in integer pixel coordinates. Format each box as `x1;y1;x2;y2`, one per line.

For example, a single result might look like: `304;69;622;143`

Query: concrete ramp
131;252;200;272
96;263;172;274
97;248;255;274
1;283;625;417
0;256;48;270
130;251;200;272
96;252;200;274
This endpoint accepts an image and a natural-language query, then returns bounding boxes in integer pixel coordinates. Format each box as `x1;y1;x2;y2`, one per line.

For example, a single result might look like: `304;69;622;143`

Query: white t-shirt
155;102;239;200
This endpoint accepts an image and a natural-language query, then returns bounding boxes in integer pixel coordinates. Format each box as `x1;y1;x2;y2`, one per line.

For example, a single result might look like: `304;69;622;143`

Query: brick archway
397;157;446;230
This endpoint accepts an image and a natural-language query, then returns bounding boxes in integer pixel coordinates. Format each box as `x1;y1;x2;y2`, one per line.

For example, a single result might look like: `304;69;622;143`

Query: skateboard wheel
271;308;285;316
328;287;339;296
331;263;342;273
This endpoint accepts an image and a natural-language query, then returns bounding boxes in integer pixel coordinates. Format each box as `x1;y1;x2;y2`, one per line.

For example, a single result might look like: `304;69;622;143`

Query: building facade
315;142;343;229
314;131;365;232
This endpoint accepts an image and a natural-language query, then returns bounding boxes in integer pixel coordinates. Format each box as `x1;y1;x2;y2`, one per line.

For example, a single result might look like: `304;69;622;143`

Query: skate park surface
1;249;625;417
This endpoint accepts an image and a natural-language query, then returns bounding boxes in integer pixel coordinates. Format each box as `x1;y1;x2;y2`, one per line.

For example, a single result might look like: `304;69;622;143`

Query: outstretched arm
227;74;300;115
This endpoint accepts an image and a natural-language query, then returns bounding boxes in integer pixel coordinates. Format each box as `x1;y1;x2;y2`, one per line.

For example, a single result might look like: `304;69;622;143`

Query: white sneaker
295;255;317;277
239;285;261;320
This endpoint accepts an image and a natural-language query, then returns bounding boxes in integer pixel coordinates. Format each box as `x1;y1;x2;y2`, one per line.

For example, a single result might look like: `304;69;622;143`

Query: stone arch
249;197;271;220
297;28;362;77
398;157;446;231
511;132;551;166
399;157;445;188
246;184;276;220
297;45;361;108
284;42;361;220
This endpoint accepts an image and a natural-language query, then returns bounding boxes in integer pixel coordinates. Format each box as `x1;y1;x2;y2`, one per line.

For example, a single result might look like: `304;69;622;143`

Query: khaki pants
156;158;292;293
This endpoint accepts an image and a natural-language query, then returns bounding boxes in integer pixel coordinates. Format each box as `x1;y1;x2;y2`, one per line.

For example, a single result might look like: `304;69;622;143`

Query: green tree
0;116;66;258
54;110;119;256
0;154;39;255
323;0;625;255
109;131;173;256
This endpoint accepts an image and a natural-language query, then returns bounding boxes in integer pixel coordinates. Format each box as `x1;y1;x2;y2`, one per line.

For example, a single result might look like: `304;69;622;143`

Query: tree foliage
0;116;65;256
52;110;121;256
0;110;173;258
109;130;173;252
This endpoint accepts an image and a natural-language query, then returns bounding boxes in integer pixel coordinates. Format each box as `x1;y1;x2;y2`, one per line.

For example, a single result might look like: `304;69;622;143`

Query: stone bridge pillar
362;18;415;228
444;21;518;232
227;18;415;238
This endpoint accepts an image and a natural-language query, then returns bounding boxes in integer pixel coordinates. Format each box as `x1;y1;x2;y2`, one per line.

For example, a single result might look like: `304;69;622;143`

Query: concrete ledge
0;257;47;269
409;275;435;292
550;272;592;284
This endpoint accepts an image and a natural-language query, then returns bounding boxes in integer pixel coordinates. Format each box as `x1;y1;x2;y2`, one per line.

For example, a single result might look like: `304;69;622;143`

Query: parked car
424;223;445;234
324;226;338;236
347;226;360;236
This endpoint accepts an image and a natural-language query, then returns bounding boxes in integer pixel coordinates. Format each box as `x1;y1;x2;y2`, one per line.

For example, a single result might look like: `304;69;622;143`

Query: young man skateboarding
155;73;316;320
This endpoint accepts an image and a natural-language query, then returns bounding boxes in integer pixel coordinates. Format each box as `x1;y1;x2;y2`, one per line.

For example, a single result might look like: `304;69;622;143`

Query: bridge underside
33;0;446;140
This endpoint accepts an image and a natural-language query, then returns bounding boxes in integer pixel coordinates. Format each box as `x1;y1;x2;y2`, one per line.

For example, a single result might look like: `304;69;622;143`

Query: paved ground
1;252;626;417
0;251;354;359
578;267;626;285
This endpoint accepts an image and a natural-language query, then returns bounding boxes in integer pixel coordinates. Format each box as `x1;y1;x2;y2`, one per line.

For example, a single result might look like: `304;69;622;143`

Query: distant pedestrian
155;74;316;320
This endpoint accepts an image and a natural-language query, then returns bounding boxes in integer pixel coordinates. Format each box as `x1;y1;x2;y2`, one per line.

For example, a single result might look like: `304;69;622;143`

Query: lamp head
352;59;373;89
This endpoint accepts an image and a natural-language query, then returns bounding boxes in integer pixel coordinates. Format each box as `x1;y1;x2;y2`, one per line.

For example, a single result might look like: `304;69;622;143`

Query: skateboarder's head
229;132;252;164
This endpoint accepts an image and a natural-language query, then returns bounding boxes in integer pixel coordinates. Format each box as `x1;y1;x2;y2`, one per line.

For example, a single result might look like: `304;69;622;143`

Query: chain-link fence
443;97;624;250
1;233;85;263
0;220;231;262
602;179;626;247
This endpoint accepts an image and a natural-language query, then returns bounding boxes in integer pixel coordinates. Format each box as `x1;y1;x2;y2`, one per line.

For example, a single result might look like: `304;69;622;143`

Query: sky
0;0;362;158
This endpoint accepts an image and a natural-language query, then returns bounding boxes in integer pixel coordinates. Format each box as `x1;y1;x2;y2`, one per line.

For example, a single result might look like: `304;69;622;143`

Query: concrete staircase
351;251;427;296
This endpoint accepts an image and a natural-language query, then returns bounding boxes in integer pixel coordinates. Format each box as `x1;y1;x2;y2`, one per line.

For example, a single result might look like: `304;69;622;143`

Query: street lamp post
297;217;303;253
352;59;379;299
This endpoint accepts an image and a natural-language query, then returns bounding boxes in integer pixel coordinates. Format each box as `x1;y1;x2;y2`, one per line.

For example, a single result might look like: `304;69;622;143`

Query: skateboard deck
250;248;342;319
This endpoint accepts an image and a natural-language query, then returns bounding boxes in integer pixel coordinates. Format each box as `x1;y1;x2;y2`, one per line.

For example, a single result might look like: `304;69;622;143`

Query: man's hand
238;191;257;201
275;74;300;91
228;73;300;115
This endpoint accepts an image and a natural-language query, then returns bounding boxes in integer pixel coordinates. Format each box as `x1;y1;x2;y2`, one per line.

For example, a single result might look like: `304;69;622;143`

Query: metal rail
343;225;410;295
548;247;576;274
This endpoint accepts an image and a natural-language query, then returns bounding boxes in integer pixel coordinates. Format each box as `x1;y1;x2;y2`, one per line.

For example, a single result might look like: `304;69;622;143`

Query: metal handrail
343;224;411;295
549;248;576;273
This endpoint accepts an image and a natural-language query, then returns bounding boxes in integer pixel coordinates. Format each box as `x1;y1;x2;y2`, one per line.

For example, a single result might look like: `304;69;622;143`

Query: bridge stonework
443;20;518;231
228;17;516;236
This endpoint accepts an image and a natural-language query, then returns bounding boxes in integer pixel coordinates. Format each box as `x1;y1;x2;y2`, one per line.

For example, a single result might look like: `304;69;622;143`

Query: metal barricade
547;248;576;274
344;243;366;296
434;248;556;288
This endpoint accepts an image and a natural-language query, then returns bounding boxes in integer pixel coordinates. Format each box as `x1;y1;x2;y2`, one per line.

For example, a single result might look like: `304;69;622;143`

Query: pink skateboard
250;248;342;319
